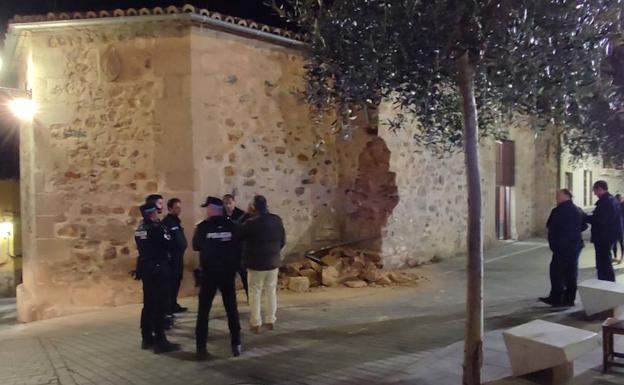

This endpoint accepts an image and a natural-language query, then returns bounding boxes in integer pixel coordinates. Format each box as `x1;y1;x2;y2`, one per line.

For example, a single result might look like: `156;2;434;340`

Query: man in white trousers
240;195;286;333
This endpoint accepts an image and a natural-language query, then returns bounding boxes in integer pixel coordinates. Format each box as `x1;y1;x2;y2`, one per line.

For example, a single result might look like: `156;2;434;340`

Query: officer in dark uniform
193;196;242;359
223;194;248;301
134;202;180;354
540;189;586;307
162;198;188;314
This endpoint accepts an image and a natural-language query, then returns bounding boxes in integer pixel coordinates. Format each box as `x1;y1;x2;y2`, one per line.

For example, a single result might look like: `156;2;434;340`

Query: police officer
540;189;586;307
586;180;622;281
223;193;248;301
193;196;242;359
162;198;188;314
134;202;180;354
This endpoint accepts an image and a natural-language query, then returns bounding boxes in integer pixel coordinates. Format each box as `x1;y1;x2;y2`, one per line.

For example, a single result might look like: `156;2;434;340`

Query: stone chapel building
0;5;565;321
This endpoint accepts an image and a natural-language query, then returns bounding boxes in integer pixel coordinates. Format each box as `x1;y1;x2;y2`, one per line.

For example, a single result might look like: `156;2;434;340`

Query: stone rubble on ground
280;247;425;291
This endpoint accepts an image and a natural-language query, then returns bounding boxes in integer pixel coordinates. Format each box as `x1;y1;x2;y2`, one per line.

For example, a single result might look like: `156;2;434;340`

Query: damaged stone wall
13;16;558;321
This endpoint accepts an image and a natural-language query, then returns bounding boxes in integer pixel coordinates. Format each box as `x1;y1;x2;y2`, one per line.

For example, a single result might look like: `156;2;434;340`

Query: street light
0;221;12;239
8;97;36;121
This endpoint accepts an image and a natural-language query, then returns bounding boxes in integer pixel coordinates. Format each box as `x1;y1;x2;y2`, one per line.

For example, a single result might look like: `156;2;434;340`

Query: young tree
274;1;622;384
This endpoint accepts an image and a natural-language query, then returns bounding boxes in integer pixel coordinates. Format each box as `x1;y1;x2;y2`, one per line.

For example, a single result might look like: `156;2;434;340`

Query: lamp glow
8;98;36;121
0;221;12;239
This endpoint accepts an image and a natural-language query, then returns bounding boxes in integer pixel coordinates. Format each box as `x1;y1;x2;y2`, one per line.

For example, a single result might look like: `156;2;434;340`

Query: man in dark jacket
223;194;249;300
540;189;586;307
162;198;188;314
586;180;622;281
241;195;286;333
134;202;180;354
193;196;242;358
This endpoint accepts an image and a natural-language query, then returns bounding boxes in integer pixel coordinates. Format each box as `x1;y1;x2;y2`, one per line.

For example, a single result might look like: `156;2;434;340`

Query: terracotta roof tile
9;3;305;42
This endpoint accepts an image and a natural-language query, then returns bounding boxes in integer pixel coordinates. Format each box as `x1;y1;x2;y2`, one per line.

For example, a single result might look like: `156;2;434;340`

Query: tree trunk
458;51;484;385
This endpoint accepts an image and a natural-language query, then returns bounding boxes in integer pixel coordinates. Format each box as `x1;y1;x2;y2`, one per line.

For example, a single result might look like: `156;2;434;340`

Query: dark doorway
495;140;515;240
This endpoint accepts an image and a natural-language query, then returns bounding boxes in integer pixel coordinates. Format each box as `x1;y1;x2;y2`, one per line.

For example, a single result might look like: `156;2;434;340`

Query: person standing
223;194;249;300
613;193;624;263
193;197;242;358
539;189;586;307
134;202;180;353
586;180;622;282
162;198;188;314
145;194;164;215
241;195;286;333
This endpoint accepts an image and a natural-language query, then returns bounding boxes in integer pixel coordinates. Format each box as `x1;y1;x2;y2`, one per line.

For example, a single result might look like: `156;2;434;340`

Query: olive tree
273;0;623;383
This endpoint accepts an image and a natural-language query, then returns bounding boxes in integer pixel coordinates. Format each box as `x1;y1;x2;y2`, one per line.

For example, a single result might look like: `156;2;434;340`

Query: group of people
541;180;623;307
133;193;285;358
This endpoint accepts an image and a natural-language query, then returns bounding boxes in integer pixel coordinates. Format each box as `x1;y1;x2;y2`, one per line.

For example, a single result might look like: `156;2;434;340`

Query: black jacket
134;219;171;263
225;207;245;223
162;214;188;256
587;193;623;244
241;212;286;271
546;200;586;255
192;215;240;271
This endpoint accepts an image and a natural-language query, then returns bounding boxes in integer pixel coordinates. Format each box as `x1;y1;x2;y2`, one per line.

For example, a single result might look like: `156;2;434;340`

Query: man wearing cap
193;196;242;358
145;194;164;215
134;202;180;354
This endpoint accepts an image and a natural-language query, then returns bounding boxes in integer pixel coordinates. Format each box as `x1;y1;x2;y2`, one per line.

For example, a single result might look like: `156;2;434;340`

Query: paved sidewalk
0;240;623;385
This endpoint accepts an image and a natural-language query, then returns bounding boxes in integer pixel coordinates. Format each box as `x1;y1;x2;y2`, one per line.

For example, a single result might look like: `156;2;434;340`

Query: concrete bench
578;279;624;317
503;320;599;384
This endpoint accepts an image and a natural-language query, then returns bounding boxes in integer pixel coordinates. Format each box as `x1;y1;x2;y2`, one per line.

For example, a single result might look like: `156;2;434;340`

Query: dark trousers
549;245;581;303
613;234;624;258
140;261;171;342
195;269;241;351
238;266;249;299
595;242;616;281
170;252;184;312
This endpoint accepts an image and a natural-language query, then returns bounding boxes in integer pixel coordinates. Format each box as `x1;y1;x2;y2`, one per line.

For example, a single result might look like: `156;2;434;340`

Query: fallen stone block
503;319;599;382
322;266;339;287
578;279;624;316
288;276;310;292
345;280;367;288
299;268;320;287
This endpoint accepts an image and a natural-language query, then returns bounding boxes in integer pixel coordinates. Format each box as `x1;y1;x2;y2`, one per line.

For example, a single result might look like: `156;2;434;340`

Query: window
565;172;573;192
583;170;593;207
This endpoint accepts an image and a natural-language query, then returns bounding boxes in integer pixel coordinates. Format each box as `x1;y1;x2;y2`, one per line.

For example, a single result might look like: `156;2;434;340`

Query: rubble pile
279;247;421;292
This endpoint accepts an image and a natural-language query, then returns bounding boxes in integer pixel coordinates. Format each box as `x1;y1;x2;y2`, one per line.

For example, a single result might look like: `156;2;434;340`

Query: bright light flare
0;221;12;239
8;98;36;121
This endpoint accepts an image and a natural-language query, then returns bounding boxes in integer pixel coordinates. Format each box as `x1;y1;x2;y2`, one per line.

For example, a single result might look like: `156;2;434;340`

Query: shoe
196;348;208;360
538;296;564;307
231;344;242;357
173;304;188;313
153;340;181;354
249;325;261;334
141;339;153;350
265;323;274;331
563;301;575;307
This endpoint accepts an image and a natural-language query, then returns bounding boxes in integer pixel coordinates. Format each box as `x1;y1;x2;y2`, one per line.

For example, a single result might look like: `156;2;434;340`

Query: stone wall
189;27;343;257
373;107;558;267
561;153;624;209
12;16;559;321
17;21;194;321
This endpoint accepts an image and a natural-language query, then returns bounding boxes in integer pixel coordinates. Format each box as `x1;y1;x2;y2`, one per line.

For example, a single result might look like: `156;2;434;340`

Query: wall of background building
561;153;624;209
0;179;21;297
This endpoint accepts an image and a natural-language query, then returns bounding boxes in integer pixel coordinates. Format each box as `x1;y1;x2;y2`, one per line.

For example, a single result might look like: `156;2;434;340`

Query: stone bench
503;320;599;384
578;279;624;317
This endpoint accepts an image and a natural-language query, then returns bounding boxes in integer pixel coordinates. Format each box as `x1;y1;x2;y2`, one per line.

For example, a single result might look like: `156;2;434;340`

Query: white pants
247;268;278;327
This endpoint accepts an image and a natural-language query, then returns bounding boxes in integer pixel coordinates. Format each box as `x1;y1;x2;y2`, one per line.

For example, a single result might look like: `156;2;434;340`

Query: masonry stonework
10;17;558;321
